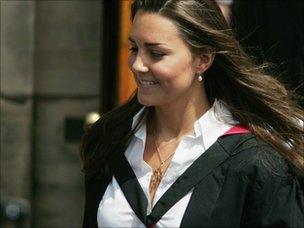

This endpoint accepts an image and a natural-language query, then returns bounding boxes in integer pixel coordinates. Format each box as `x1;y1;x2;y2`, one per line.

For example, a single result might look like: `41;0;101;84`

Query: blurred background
1;1;135;227
0;0;303;227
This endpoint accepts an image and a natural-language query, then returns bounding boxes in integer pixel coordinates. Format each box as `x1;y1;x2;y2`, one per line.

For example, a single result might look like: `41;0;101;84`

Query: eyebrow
128;37;164;47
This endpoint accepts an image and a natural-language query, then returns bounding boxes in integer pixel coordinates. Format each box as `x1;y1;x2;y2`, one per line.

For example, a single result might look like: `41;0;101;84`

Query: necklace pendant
150;168;163;193
154;168;163;182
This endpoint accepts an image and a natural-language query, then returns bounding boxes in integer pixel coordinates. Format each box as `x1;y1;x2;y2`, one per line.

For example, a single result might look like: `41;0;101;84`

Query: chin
137;93;156;107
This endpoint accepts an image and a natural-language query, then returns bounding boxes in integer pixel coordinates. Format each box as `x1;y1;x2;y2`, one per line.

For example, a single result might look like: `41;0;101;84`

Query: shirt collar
132;107;147;140
131;99;238;146
193;99;238;149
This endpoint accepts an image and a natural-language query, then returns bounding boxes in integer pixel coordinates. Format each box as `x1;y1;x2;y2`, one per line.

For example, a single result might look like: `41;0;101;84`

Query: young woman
80;0;304;227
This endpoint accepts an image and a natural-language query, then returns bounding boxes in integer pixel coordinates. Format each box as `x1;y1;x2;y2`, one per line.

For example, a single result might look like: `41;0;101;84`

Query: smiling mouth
138;79;159;86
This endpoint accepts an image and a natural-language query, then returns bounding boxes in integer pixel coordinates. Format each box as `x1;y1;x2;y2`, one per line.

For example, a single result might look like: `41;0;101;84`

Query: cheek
151;58;194;84
150;64;173;80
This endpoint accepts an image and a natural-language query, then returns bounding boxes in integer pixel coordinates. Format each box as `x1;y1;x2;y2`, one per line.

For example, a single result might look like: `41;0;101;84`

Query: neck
152;89;211;139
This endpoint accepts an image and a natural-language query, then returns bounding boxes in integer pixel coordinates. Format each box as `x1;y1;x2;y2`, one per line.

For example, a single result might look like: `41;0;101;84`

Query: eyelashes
129;47;138;52
150;51;166;58
129;47;166;59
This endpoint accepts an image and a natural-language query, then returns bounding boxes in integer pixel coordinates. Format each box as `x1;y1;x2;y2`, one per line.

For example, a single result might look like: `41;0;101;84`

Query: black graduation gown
83;133;304;228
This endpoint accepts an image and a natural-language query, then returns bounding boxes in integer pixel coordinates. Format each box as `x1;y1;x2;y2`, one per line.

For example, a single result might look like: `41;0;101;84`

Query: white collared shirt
97;100;237;227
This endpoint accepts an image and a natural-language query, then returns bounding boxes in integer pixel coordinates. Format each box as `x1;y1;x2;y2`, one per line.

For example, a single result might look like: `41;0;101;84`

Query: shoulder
219;134;301;185
223;136;304;228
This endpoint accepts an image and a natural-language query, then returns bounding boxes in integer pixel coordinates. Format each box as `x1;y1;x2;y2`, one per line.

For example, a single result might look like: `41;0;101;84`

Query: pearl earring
197;72;203;82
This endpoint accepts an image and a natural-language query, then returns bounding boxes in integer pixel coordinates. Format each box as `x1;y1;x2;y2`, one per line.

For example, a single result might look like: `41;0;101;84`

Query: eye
129;46;138;53
150;51;165;59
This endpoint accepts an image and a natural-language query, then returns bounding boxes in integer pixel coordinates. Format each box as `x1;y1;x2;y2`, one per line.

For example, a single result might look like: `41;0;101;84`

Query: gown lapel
146;139;230;226
112;154;148;225
112;132;250;227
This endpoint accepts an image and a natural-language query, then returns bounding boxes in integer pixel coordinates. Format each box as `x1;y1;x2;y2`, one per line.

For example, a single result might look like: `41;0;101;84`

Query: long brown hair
80;0;304;178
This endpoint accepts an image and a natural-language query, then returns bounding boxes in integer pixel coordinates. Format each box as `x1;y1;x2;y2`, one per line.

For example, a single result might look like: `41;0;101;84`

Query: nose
130;54;149;73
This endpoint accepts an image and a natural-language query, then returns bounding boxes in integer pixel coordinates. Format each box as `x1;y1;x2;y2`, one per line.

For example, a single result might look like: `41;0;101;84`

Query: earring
197;72;203;82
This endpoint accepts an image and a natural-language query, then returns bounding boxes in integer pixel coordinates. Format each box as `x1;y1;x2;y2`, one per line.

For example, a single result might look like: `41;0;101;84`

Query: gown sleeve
244;167;304;228
262;174;303;227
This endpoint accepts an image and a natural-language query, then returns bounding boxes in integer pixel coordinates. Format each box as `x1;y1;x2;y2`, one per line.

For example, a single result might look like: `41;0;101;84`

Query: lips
137;79;159;86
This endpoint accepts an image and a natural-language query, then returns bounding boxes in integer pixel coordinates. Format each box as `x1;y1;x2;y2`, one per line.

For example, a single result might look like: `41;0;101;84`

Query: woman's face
128;11;205;107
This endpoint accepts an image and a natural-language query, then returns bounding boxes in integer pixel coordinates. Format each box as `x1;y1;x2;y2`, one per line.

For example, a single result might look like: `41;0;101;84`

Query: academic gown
82;132;304;228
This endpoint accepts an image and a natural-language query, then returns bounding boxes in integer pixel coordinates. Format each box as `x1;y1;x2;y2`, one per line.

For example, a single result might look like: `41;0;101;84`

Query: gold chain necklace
149;125;194;195
149;131;177;195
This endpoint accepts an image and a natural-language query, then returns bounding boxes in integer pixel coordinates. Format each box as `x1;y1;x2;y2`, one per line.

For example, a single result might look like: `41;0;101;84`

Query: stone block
34;98;99;227
0;98;32;200
0;1;35;95
34;1;102;96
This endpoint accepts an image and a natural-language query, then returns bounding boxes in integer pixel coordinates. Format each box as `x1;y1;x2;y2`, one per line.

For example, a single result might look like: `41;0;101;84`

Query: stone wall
1;1;102;227
1;1;35;227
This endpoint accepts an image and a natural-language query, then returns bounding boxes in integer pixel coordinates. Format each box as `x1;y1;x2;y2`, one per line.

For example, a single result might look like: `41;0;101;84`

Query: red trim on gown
223;124;250;136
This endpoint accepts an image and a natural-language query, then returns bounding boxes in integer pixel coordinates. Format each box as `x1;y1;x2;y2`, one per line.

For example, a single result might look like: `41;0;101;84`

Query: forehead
130;11;182;44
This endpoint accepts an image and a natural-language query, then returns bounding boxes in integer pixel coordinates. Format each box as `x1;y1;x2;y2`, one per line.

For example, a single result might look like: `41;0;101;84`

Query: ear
195;51;215;73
